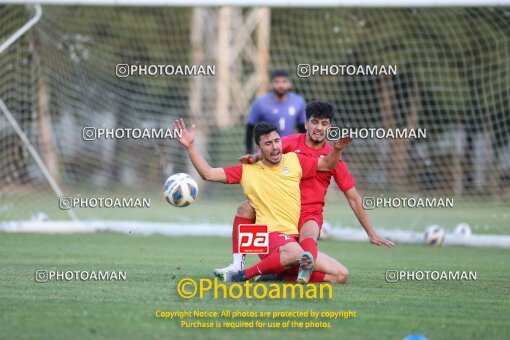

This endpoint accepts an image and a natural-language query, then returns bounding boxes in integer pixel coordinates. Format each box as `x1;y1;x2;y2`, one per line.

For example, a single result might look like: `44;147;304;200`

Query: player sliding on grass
214;100;395;279
173;118;351;283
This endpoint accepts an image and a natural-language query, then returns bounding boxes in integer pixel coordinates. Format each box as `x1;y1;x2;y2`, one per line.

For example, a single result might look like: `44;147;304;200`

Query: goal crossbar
1;0;509;8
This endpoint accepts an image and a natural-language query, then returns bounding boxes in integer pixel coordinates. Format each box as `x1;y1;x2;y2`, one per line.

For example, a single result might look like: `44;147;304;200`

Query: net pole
0;4;42;54
0;5;78;221
0;100;78;221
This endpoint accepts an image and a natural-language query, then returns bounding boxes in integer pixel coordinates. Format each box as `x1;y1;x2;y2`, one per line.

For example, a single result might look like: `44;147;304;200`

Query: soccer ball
163;173;198;207
453;223;472;236
424;225;445;246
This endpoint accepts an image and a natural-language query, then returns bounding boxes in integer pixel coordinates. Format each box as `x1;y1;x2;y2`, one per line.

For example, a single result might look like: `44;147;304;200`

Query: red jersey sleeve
296;153;318;179
222;164;243;184
333;160;356;192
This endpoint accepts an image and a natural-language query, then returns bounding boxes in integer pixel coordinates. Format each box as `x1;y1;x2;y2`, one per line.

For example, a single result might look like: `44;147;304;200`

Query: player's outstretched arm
173;119;228;183
344;187;395;248
317;136;353;171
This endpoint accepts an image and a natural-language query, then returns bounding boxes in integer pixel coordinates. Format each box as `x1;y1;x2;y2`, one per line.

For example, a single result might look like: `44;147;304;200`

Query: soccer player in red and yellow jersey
172;118;351;283
215;101;394;283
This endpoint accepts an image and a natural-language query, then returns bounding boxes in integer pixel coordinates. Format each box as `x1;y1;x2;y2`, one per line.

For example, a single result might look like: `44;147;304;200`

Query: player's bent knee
299;222;320;241
338;272;349;284
279;245;302;267
336;267;349;284
299;230;317;241
327;266;348;284
236;200;255;219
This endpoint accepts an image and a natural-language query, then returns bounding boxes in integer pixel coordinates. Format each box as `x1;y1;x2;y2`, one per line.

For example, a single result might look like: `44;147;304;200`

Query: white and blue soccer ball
424;225;445;246
453;223;472;236
163;173;198;207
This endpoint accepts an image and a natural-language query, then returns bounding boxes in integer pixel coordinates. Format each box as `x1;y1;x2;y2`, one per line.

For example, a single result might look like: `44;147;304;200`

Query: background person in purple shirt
245;70;306;153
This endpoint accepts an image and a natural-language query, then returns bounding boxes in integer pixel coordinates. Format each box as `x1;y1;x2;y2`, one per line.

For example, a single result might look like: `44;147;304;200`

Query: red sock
245;252;284;279
308;271;326;282
283;271;326;283
283;274;296;282
232;216;254;253
300;238;318;262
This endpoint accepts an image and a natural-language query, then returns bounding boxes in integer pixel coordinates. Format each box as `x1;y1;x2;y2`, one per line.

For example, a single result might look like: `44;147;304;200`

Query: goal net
1;4;509;233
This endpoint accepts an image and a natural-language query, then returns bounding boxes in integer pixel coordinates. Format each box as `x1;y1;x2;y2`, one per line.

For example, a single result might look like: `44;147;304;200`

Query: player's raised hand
332;136;353;151
173;118;196;149
238;153;259;164
369;234;395;248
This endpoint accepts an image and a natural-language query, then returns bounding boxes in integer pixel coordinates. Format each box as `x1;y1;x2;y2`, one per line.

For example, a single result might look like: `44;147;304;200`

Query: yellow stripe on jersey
240;152;302;235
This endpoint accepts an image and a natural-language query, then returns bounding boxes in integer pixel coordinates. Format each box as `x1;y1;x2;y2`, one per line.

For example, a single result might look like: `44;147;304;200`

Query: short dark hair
270;70;290;81
253;122;279;146
305;100;335;122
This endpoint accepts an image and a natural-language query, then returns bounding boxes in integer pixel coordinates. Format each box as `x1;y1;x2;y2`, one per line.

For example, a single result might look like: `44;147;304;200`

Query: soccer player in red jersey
215;100;394;282
174;118;351;284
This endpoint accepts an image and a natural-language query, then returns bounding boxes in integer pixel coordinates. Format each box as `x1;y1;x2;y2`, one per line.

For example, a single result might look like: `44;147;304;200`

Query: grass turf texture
1;233;509;339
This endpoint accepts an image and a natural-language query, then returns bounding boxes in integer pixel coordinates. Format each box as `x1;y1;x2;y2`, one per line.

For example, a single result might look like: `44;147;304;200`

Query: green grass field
1;232;509;339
